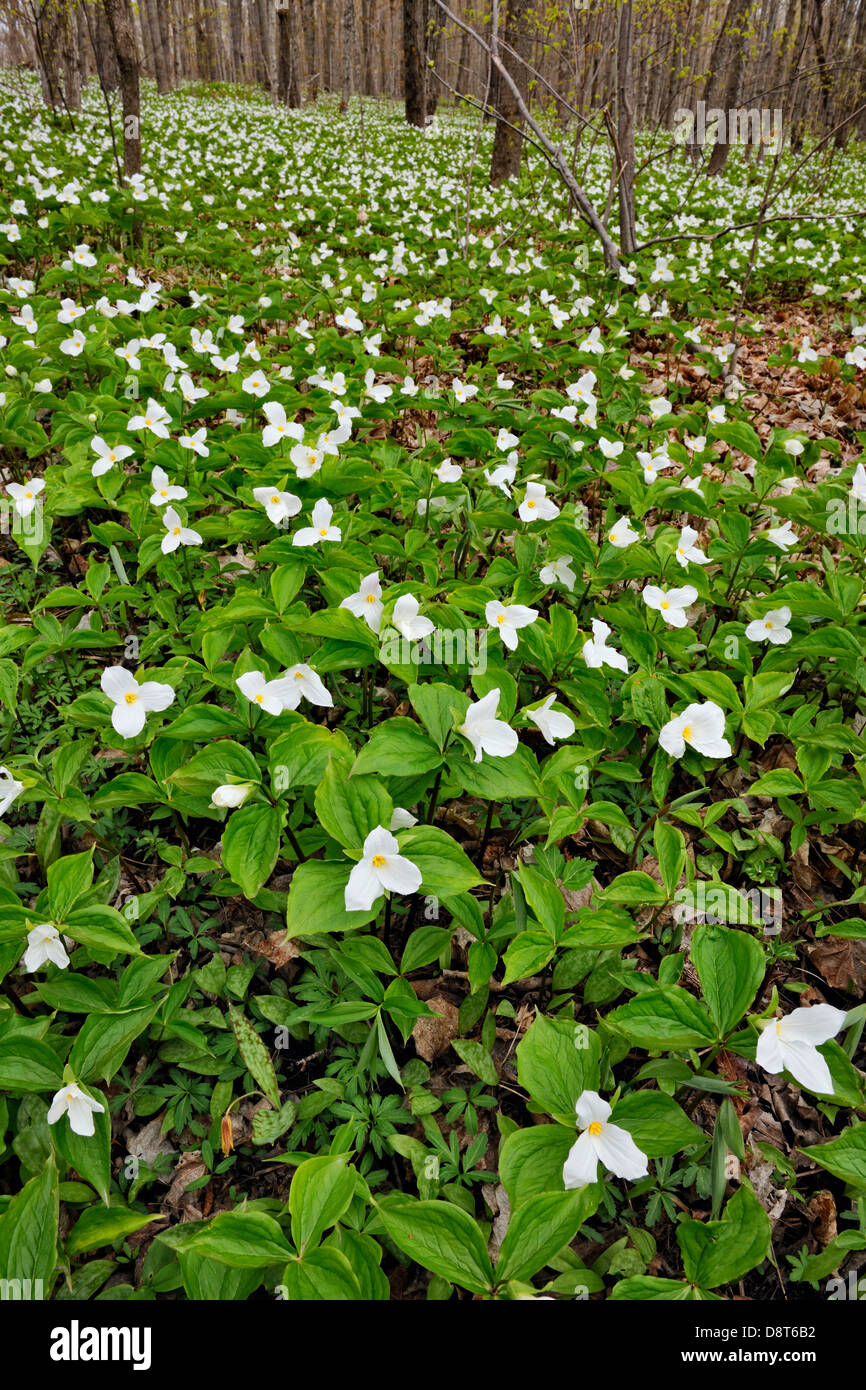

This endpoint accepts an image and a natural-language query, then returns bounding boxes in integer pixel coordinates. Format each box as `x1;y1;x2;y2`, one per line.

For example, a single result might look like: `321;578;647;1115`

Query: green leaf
451;1037;498;1086
516;1013;601;1122
394;826;481;898
678;1183;771;1289
495;1189;596;1284
286;860;379;938
228;1004;281;1108
289;1155;356;1253
610;1090;705;1157
222;803;283;897
376;1196;493;1294
70;1003;159;1084
608;987;716;1049
352;718;443;777
172;1211;292;1267
314;763;393;852
51;1085;111;1203
0;1154;58;1287
66;1204;160;1256
653;821;686;896
498;1125;576;1205
47;849;94;920
0;1038;64;1092
800;1123;866;1189
501;930;556;986
282;1247;363;1300
691;922;765;1037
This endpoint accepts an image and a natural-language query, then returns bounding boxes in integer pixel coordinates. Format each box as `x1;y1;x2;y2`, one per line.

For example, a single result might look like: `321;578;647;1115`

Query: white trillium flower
0;766;24;817
563;1091;649;1189
582;619;628;673
344;826;422;912
179;426;209;457
485;600;538;652
525;693;574;745
101;666;175;739
766;519;797;550
436;458;462;483
849;463;866;503
607;516;639;548
539;555;577;592
6;477;44;517
293;498;341;546
518;481;559;522
241;371;269;397
745;607;792;645
22;923;70;972
90;436;133;477
643;584;697;628
150;465;187;505
393;594;435;642
659;701;731;759
598;436;623;460
128;398;171;438
389;807;418;830
162;507;202;553
496;428;518;451
485;462;517;497
253;485;301;526
290;441;324;478
236;669;298;716
675;525;710;567
211;782;253;809
283;664;333;710
756;1004;847;1095
47;1082;105;1137
340;571;384;632
458;689;518;763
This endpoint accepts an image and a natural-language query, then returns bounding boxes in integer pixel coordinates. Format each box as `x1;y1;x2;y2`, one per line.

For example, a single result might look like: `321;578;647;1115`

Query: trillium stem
285;824;306;863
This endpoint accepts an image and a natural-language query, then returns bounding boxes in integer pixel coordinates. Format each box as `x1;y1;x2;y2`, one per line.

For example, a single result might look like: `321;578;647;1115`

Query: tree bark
615;0;636;253
102;0;141;177
276;4;302;106
341;0;356;110
403;0;426;125
490;0;532;184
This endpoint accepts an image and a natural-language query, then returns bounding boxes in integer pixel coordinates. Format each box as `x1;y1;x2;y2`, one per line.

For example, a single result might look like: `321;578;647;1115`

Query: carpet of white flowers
1;73;866;1302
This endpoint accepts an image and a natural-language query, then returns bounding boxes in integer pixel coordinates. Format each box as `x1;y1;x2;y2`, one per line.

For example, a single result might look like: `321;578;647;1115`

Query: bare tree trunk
143;0;171;91
229;0;247;83
340;0;356;110
403;0;426;124
256;0;275;90
276;2;302;106
33;0;66;112
102;0;141;177
490;0;532;184
616;0;636;253
706;0;753;175
63;2;83;110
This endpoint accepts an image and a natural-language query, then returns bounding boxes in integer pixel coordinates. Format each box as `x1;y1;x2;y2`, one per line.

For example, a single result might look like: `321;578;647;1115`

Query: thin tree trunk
616;0;636;253
341;0;356;110
403;0;426;124
490;0;532;184
102;0;141;177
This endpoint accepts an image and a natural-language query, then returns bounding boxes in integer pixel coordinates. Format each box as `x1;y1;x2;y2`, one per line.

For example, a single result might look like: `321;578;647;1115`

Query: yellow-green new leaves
228;1003;280;1109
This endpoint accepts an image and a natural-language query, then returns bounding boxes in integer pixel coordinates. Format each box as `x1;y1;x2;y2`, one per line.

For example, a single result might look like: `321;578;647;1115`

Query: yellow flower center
271;495;279;504
366;593;376;603
765;620;773;629
371;854;386;868
608;531;616;542
588;1121;603;1137
775;1021;782;1035
526;499;536;509
319;527;329;536
25;491;32;499
660;600;669;610
124;692;137;705
255;693;264;704
682;725;693;742
173;526;181;535
278;425;284;432
160;489;167;497
497;615;505;624
110;453;116;462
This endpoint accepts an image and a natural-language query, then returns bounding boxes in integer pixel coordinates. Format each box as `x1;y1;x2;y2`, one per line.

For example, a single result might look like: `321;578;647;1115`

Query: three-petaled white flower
150;465;187;505
101;666;175;739
485;600;538;651
745;607;792;645
211;783;253;809
261;401;304;448
293;499;341;546
582;618;628;673
340;571;384;632
539;555;576;592
344;826;422;912
659;701;731;759
458;689;518;763
525;694;574;745
161;507;202;553
563;1091;649;1189
90;436;133;477
128;398;171;438
253;485;301;526
756;1004;847;1094
392;594;435;642
518;481;559;522
48;1082;105;1137
0;766;23;817
6;477;44;517
675;525;710;567
606;516;639;548
643;584;697;628
22;923;69;972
